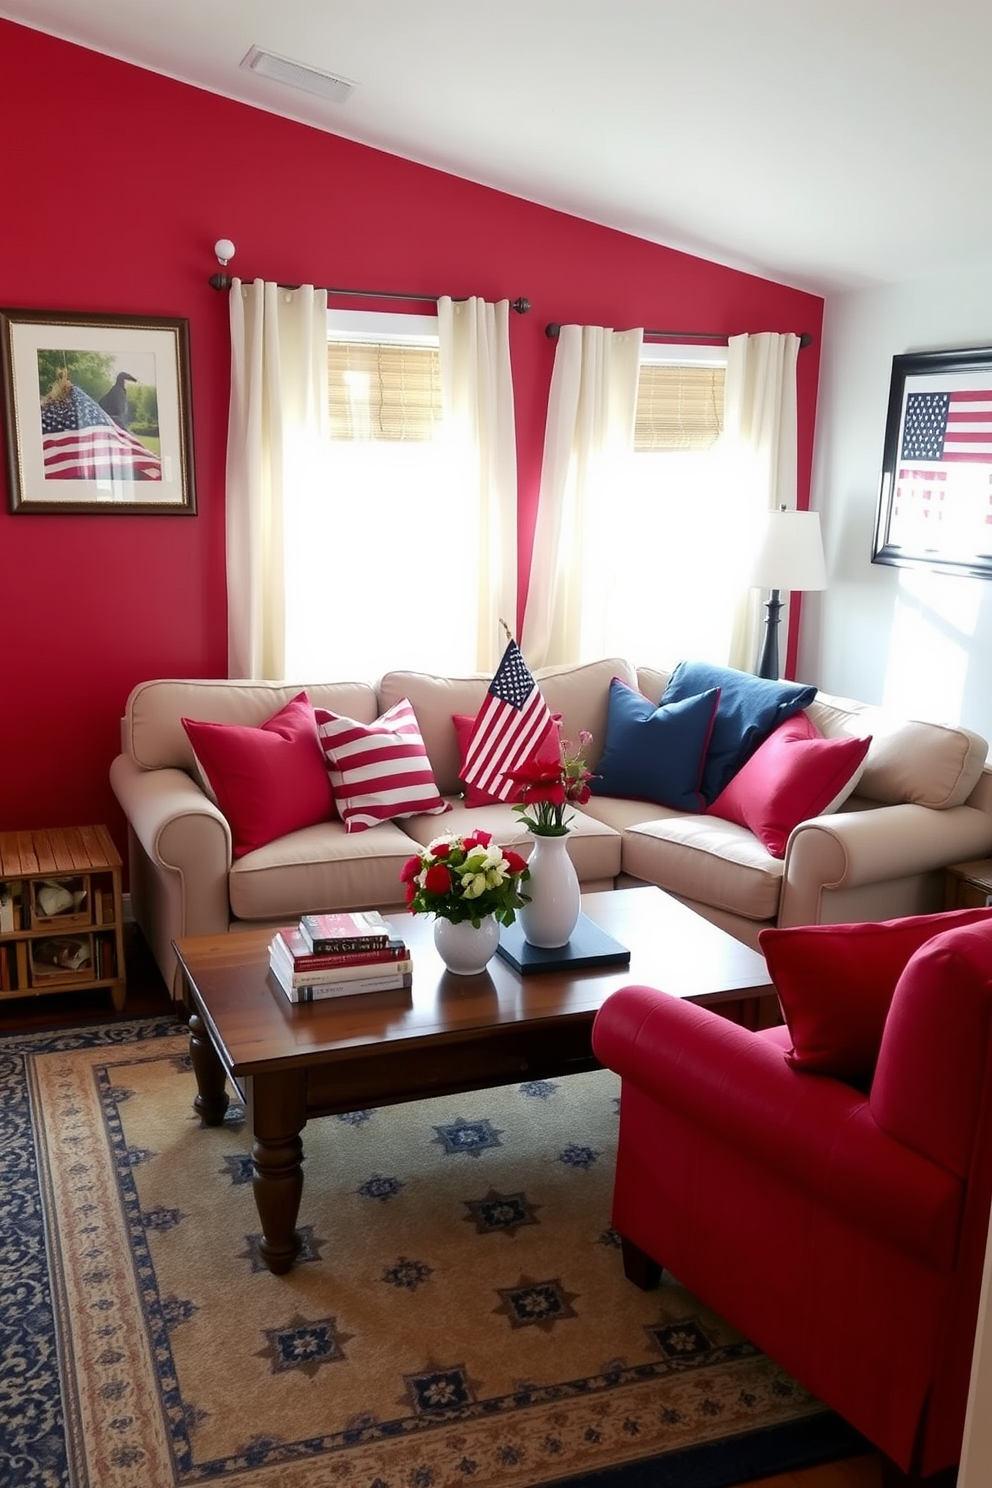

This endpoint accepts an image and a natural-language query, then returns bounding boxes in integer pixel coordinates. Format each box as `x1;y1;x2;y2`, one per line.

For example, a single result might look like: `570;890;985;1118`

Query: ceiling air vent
241;46;357;103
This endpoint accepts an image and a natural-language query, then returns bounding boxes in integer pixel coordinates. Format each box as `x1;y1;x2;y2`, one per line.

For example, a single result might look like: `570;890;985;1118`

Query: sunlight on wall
880;568;981;721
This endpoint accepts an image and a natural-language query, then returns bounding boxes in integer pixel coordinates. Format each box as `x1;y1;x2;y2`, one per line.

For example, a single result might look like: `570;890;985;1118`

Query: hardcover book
270;961;413;1003
298;909;392;953
269;937;412;987
496;914;631;976
273;926;408;972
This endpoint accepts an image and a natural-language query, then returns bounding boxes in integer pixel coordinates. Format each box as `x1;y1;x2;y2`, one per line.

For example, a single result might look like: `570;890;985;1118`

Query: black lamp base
755;589;783;680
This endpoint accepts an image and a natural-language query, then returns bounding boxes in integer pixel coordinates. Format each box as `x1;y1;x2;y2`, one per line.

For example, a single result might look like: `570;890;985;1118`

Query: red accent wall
0;19;824;853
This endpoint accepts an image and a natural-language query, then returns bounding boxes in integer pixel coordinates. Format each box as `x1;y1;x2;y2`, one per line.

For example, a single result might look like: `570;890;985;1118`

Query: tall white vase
433;915;500;975
519;832;581;948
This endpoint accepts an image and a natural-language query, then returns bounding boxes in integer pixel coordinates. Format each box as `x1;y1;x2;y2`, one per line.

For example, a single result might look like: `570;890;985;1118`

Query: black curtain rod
544;321;812;348
208;273;530;314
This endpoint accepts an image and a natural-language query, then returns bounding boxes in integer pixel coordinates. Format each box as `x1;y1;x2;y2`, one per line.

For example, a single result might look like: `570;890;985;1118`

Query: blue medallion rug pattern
1;1018;864;1488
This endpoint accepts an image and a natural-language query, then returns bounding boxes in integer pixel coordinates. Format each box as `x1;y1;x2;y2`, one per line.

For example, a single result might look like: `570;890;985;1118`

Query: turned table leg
188;1013;230;1126
247;1072;307;1275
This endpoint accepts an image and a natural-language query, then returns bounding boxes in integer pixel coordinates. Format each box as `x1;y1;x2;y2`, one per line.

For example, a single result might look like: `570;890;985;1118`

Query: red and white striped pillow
314;698;450;834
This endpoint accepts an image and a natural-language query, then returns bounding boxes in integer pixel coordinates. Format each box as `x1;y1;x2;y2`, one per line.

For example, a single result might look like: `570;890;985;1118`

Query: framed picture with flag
872;345;992;578
0;308;196;513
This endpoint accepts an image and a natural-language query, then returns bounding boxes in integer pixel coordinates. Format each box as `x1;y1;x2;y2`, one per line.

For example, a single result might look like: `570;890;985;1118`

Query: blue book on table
496;913;631;975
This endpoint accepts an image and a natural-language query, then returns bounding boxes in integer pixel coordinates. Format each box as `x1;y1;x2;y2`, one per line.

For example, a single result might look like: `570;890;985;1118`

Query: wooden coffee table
173;886;774;1274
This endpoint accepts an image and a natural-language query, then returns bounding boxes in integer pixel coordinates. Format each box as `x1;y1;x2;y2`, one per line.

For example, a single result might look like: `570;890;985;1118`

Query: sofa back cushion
808;691;987;809
637;671;988;812
378;658;637;795
181;693;335;858
377;672;492;795
123;679;380;773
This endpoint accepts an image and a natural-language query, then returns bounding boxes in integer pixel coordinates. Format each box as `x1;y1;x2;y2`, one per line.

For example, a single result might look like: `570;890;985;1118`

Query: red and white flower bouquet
401;830;530;928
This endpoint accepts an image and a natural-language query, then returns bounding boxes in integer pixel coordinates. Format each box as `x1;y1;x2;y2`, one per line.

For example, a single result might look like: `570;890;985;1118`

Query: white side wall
800;257;992;739
804;259;992;1485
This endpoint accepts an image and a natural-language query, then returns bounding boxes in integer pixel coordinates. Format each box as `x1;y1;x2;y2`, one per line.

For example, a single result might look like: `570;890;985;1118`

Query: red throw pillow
452;711;561;807
707;712;870;857
314;697;450;833
181;692;334;860
759;906;992;1084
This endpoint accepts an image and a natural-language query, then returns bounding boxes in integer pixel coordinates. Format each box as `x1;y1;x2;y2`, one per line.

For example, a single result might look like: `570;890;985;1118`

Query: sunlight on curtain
282;299;515;682
438;296;517;671
522;324;643;667
723;332;801;671
592;444;743;667
226;280;328;679
283;435;477;679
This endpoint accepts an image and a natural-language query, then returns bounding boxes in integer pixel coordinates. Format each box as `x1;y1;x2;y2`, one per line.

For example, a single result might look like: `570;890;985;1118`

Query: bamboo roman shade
327;342;442;441
634;363;725;451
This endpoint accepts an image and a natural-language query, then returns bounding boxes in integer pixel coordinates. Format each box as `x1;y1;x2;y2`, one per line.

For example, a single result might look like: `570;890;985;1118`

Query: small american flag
901;389;992;465
40;383;162;482
462;640;555;803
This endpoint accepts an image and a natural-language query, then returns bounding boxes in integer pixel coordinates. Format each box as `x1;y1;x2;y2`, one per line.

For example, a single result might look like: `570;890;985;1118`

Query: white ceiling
5;0;991;295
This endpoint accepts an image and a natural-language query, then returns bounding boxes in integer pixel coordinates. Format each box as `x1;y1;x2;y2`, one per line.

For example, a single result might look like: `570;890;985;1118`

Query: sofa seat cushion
397;799;624;886
621;814;784;923
228;819;416;921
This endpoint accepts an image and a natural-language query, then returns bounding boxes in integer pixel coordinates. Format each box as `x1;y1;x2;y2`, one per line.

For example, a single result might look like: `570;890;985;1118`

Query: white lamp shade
748;509;827;592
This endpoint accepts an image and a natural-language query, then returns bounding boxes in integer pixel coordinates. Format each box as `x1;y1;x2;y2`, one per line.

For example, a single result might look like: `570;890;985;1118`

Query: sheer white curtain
722;332;800;671
437;296;517;670
521;324;643;667
226;279;328;679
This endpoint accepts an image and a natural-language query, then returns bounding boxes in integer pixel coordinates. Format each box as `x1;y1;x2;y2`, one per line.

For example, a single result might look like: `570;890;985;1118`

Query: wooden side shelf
0;825;126;1011
944;858;992;912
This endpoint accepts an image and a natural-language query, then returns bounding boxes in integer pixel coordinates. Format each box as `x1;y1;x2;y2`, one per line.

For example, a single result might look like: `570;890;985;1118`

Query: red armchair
591;908;992;1481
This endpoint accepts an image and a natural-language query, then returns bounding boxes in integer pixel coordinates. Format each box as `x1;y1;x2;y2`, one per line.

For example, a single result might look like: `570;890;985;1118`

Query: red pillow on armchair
759;905;992;1084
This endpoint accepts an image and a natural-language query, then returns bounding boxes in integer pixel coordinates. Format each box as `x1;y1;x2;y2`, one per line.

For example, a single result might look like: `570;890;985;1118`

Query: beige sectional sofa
109;657;992;997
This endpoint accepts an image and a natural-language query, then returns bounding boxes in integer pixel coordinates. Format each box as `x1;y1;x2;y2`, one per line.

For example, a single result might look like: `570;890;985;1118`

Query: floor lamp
749;508;827;680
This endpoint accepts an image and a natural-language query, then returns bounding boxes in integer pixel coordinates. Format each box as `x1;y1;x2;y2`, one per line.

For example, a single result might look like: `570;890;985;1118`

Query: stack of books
268;909;412;1004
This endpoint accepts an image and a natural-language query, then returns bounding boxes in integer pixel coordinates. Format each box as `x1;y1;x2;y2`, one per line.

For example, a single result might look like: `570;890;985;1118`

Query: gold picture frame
1;307;196;514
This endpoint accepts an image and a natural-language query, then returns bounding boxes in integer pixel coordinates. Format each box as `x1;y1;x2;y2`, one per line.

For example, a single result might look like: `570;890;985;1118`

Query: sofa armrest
779;802;992;928
592;985;962;1268
110;753;234;985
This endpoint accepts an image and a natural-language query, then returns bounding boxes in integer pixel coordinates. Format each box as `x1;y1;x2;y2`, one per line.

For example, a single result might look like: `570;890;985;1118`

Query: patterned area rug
2;1017;865;1488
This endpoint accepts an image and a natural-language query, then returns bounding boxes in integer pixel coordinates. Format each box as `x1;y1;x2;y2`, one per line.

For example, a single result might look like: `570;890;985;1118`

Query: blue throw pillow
662;661;817;804
591;679;721;811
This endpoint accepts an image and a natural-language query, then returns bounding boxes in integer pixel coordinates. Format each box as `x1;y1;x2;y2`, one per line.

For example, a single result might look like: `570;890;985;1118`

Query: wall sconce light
209;239;237;290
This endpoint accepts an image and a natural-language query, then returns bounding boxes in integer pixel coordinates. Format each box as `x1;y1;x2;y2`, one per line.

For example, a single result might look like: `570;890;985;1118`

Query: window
583;342;744;667
283;311;479;680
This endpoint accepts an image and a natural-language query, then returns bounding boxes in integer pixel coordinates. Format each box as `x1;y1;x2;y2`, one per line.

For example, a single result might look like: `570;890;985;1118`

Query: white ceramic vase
519;832;581;948
433;914;500;975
